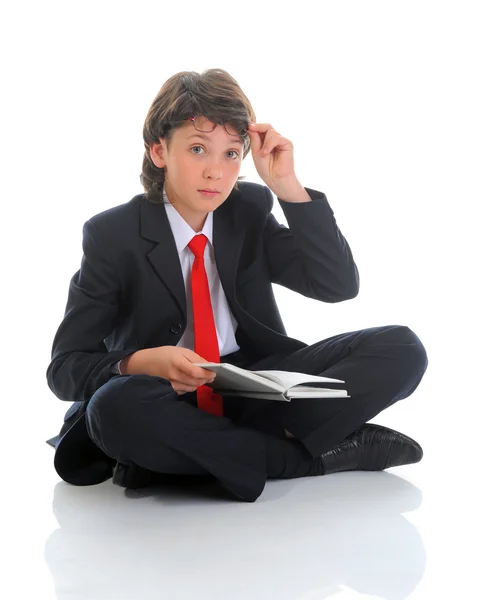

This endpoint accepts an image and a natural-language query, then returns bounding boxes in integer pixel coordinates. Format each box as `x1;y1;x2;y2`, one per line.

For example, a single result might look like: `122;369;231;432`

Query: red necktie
187;234;224;417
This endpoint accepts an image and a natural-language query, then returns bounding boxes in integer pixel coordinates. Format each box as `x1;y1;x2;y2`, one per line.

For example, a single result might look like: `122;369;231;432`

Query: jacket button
170;323;183;334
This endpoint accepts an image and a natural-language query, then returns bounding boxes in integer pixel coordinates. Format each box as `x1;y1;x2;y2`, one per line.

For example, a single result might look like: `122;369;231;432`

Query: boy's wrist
122;350;147;375
121;352;136;375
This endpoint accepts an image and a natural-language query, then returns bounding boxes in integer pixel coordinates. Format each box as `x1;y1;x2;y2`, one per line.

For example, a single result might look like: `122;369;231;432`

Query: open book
193;362;350;402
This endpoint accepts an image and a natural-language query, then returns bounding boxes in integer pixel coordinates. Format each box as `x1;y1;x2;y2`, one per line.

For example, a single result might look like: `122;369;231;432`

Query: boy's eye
190;146;239;159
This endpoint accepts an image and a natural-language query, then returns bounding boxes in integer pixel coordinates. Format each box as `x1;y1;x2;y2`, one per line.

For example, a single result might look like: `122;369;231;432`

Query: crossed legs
85;325;428;488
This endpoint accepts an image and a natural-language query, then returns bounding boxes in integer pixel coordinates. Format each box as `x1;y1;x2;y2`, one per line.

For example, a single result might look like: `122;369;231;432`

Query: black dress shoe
320;424;423;475
112;462;216;490
112;462;165;489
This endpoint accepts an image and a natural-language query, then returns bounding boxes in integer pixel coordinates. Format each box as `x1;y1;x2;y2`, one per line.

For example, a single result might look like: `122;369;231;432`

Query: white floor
5;347;476;599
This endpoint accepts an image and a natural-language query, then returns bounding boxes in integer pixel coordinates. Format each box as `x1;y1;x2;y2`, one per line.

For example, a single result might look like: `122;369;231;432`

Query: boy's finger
194;367;216;379
249;122;270;131
248;130;262;153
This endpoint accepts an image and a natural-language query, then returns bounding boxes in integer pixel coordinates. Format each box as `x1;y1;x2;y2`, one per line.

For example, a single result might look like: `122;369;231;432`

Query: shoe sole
357;424;423;470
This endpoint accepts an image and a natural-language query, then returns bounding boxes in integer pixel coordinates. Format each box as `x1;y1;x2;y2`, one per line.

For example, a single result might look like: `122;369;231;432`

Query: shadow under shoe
320;424;423;475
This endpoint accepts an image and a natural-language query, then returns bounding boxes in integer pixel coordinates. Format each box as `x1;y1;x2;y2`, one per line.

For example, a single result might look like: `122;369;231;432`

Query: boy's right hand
123;346;217;395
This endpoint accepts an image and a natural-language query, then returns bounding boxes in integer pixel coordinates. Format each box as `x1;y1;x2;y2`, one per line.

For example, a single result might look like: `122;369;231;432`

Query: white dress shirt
112;188;240;374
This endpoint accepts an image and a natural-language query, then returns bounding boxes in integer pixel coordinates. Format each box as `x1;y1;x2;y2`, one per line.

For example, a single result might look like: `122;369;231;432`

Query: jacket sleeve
46;219;138;402
263;186;360;302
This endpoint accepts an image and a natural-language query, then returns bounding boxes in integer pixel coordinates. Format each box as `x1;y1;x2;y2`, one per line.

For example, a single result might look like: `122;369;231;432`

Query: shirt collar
163;187;213;253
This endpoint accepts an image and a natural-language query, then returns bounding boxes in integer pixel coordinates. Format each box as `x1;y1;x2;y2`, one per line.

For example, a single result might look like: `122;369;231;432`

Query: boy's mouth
198;190;220;197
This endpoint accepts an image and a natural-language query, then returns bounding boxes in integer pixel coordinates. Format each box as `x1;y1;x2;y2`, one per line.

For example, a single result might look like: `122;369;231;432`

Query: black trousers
85;325;428;500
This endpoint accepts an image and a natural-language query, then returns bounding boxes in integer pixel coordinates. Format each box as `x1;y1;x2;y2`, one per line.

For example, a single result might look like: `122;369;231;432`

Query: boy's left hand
247;122;297;192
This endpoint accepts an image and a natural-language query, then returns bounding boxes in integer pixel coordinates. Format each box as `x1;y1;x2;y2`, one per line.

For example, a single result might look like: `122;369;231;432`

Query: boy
46;69;428;502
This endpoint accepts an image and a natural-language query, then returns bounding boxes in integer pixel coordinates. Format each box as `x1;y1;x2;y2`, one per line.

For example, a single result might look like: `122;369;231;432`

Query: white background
1;1;476;598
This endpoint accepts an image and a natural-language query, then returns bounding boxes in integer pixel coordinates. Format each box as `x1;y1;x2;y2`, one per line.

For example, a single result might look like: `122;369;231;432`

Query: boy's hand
247;122;299;194
122;346;216;395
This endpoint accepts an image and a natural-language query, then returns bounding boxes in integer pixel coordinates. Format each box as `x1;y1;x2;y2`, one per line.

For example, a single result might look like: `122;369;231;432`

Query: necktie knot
188;234;208;259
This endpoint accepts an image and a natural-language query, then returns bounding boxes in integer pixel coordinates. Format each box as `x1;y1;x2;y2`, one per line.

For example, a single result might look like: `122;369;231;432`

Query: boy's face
150;117;245;232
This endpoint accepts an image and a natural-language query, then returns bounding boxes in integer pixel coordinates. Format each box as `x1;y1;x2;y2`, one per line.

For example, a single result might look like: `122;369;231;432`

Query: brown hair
140;68;256;204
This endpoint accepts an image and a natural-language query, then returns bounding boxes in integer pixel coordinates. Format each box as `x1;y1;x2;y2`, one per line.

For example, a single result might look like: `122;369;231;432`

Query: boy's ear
150;142;165;169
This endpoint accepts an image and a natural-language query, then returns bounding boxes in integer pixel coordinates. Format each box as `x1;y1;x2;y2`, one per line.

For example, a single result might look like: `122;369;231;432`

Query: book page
193;362;285;392
250;369;344;390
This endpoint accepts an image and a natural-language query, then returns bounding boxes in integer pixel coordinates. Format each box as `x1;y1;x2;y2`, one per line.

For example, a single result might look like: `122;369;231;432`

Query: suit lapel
139;190;246;321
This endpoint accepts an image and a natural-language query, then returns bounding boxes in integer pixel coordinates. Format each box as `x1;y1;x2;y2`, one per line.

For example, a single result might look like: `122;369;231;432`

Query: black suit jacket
46;181;359;485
